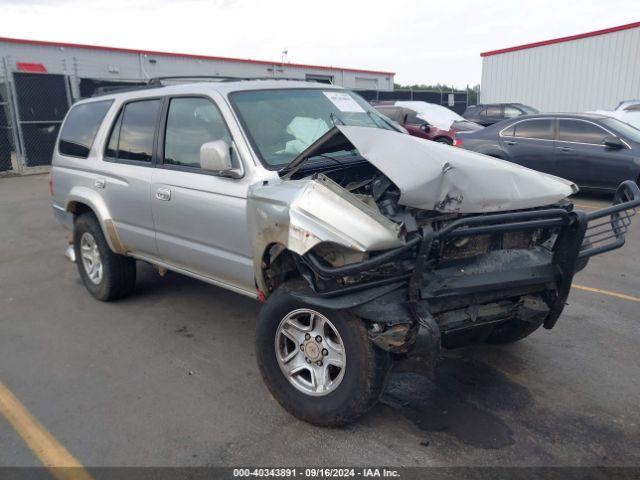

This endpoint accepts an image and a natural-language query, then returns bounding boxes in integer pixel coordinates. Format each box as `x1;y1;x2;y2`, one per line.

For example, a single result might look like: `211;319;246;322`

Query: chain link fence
13;72;70;167
355;89;469;115
0;60;15;172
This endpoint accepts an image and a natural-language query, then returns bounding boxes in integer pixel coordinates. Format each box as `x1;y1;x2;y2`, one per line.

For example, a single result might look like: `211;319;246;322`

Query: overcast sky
0;0;637;88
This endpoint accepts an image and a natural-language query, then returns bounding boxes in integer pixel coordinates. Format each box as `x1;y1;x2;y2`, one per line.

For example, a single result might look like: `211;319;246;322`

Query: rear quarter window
58;100;113;158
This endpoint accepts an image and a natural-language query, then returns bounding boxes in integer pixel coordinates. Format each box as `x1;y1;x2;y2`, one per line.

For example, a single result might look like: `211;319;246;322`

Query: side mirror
420;123;431;132
603;136;625;149
200;140;241;177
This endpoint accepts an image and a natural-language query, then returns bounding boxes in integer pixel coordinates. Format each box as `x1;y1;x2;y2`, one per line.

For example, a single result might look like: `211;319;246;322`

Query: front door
150;96;254;294
555;118;634;190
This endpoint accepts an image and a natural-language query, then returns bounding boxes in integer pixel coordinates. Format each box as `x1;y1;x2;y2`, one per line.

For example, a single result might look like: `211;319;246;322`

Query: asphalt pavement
0;173;638;468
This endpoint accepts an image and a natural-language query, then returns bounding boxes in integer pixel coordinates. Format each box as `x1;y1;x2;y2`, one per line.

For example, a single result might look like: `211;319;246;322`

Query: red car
374;102;482;145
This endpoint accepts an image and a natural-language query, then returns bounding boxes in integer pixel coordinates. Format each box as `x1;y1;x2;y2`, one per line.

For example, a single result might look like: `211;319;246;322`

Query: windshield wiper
330;112;346;126
279;153;344;176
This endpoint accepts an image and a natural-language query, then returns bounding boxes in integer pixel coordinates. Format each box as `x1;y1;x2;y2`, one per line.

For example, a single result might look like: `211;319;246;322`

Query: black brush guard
301;181;639;328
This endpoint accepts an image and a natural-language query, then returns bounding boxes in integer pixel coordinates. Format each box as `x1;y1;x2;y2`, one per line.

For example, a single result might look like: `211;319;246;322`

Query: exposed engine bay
247;125;638;358
299;164;562;297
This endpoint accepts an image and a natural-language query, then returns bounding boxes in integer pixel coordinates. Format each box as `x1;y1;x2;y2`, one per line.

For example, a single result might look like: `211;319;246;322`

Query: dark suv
464;103;539;126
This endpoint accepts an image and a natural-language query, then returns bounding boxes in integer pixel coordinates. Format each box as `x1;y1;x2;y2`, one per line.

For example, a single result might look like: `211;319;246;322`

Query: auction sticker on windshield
323;91;365;113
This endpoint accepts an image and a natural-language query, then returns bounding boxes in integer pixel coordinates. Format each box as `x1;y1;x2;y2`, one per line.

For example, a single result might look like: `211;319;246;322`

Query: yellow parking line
573;283;640;303
0;379;93;480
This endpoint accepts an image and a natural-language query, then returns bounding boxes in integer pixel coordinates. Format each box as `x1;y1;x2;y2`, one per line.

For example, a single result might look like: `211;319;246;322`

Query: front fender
248;175;405;294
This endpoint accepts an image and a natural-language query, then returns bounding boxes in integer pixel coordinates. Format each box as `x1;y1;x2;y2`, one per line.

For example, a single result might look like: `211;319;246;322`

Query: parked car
463;103;539;126
615;99;640;111
455;113;640;192
375;101;482;144
374;105;455;144
51;79;639;426
590;108;640;131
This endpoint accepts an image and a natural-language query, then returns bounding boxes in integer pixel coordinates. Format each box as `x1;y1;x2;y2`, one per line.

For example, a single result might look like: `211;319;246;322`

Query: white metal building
0;36;394;93
0;36;394;172
480;21;640;112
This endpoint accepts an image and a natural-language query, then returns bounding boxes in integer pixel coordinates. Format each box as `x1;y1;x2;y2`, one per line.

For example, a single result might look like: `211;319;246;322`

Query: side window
558;120;609;144
105;99;161;162
58;100;113;158
163;97;233;168
485;105;502;117
513;119;554;140
405;112;425;125
504;106;523;118
501;125;515;136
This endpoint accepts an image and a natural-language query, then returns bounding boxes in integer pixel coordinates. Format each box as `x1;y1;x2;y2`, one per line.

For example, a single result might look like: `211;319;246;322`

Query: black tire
484;319;543;344
255;282;391;426
73;212;136;301
435;137;453;145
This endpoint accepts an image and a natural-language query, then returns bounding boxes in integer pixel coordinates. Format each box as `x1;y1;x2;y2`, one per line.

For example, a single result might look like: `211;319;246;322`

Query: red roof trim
481;21;640;57
0;36;395;76
17;62;47;73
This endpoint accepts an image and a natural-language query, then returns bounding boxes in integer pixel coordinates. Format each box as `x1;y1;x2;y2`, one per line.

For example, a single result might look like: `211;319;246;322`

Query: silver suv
51;78;640;426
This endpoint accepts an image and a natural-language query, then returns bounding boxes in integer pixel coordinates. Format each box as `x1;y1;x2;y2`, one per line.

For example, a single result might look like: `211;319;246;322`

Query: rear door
555;119;632;189
499;118;556;174
97;98;162;256
150;95;254;294
480;105;503;125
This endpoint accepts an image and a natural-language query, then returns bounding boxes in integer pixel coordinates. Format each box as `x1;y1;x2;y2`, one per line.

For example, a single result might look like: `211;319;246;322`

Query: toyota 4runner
51;78;640;426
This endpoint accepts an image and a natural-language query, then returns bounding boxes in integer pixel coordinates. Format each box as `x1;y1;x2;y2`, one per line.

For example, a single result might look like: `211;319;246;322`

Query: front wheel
255;282;391;426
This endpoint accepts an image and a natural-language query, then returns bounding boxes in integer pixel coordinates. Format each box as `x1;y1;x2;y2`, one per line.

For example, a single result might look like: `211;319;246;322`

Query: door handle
556;146;572;152
155;187;171;201
94;177;106;189
505;140;518;146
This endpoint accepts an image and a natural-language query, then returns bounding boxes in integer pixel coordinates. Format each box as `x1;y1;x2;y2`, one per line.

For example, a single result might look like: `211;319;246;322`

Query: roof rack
148;75;328;85
90;84;158;97
147;75;239;85
220;76;330;83
90;75;329;97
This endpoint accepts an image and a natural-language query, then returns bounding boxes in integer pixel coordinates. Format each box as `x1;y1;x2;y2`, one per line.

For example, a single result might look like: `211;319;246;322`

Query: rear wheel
435;137;453;145
255;282;391;426
73;213;136;301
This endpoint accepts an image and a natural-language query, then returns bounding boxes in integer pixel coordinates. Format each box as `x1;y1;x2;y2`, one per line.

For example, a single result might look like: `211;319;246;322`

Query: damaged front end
249;125;640;363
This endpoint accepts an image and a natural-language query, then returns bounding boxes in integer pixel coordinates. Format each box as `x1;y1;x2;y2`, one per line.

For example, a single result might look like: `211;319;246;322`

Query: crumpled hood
336;126;577;213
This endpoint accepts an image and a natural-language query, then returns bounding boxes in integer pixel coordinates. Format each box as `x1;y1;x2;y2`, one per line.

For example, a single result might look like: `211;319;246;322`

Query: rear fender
65;186;126;254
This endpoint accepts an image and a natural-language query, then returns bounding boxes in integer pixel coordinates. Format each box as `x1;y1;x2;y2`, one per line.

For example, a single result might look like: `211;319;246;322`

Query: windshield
230;88;397;168
602;117;640;143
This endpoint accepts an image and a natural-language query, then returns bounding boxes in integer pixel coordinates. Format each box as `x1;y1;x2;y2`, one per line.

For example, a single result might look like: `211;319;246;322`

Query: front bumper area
295;181;640;341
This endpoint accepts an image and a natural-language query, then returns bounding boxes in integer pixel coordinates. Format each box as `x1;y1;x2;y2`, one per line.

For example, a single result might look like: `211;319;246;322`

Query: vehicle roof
513;112;610;120
473;102;531;107
72;79;343;105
